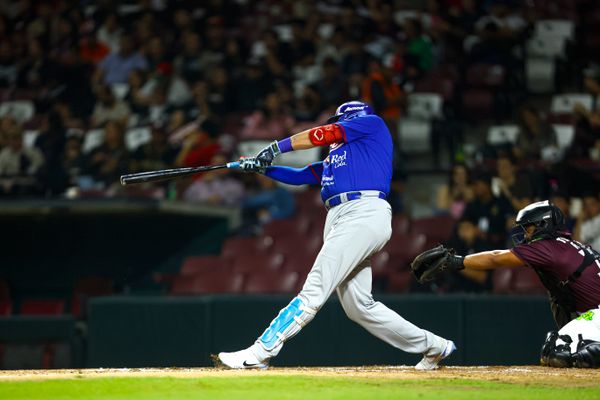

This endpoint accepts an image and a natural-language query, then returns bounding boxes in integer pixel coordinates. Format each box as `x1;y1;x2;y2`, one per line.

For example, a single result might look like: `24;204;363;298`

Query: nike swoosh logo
243;361;260;367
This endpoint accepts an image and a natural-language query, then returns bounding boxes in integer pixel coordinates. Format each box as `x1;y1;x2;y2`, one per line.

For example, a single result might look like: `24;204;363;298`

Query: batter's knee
339;295;374;324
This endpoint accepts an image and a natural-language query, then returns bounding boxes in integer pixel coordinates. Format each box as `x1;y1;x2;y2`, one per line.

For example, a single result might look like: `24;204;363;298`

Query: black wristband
448;255;465;271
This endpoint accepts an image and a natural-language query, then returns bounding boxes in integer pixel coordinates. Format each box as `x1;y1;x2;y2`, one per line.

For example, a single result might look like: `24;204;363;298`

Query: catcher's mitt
410;245;464;284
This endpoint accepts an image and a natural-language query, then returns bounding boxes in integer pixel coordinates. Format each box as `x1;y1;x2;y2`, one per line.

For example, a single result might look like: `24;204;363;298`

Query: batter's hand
410;245;464;284
256;141;282;168
239;157;266;174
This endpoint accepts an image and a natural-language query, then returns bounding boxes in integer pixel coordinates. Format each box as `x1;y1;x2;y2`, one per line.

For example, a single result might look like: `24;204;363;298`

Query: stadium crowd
0;0;599;294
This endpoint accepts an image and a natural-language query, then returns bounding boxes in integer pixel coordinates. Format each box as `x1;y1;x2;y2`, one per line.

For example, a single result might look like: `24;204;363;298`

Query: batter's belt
324;190;386;210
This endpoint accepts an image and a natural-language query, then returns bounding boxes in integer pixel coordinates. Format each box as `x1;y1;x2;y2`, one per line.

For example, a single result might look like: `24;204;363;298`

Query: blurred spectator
514;106;557;161
35;111;67;195
182;153;244;205
175;119;221;168
124;69;152;119
436;162;473;218
442;217;493;292
550;191;576;233
242;174;295;230
130;124;179;173
62;135;85;187
85;120;129;186
0;124;44;195
574;192;600;250
91;84;131;128
233;61;273;112
17;38;52;89
0;38;17;87
492;154;532;212
94;33;148;85
312;57;346;109
173;32;204;83
362;58;404;128
79;31;110;66
96;13;122;53
240;92;295;140
461;170;512;247
403;18;435;76
206;67;234;116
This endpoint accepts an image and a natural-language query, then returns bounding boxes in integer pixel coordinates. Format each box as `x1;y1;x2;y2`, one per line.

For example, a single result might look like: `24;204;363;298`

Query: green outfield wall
86;294;555;367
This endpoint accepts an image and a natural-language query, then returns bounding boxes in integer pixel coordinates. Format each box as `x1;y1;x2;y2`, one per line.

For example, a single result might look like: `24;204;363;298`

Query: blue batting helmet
327;101;374;123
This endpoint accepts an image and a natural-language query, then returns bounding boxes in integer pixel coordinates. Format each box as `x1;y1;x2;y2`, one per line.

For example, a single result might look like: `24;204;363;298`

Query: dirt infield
0;366;598;387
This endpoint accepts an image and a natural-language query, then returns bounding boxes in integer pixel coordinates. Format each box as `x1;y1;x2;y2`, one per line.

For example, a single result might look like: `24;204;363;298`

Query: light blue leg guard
255;297;317;358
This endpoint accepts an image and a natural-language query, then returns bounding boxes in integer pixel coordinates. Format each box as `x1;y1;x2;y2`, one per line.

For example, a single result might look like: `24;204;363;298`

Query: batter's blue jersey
320;114;393;201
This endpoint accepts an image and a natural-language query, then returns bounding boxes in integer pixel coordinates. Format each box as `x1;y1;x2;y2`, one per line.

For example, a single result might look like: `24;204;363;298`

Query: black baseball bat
119;161;241;185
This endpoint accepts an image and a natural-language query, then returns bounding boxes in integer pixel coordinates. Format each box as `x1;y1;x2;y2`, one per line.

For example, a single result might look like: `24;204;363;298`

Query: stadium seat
386;270;413;293
0;100;35;123
221;236;272;259
526;57;556;93
263;217;311;237
398;118;431;153
492;268;514;294
272;234;322;258
487;125;520;146
0;300;12;316
125;126;152;151
406;93;444;120
82;129;105;154
371;251;392;278
243;270;299;294
231;252;284;273
462;89;495;120
511;268;547;294
170;271;244;295
551;93;593;114
20;299;65;315
414;76;455;101
535;19;575;42
180;256;232;275
71;277;114;317
410;215;456;243
392;214;410;234
281;254;315;275
527;35;567;58
383;233;427;260
466;64;505;87
0;279;9;300
552;124;575;155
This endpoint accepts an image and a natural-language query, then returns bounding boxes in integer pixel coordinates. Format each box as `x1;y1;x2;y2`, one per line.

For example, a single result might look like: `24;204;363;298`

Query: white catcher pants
557;308;600;352
253;197;448;360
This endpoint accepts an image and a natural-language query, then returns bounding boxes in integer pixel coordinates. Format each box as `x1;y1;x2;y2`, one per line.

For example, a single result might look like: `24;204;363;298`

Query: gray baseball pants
253;197;448;360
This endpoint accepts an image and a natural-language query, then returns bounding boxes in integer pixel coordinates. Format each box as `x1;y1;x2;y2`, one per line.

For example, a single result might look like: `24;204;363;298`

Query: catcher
411;200;600;368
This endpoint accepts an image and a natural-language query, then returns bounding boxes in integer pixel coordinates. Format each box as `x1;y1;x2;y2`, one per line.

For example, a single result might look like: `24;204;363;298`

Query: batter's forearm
264;164;322;185
279;124;345;152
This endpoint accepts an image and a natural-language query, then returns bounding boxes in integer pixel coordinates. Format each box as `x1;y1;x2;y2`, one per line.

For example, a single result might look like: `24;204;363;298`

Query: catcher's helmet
511;200;568;246
327;101;373;123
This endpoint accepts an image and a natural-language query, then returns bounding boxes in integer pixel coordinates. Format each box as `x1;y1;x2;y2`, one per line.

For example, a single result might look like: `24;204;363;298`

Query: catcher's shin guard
540;331;573;368
258;297;317;355
572;335;600;368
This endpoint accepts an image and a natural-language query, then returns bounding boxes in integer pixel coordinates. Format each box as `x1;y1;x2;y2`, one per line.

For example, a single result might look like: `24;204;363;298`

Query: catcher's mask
327;101;373;124
511;200;568;246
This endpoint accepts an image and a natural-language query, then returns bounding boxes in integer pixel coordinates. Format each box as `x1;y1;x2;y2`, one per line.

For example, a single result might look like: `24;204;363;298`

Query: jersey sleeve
336;115;384;143
511;241;555;271
264;162;323;186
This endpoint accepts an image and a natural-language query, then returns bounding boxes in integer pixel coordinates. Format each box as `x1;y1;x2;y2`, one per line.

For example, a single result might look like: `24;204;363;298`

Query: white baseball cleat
217;348;269;369
415;339;456;371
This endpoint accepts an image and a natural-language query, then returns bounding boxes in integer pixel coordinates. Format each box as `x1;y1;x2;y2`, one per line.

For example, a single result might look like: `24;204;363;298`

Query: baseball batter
411;200;600;367
217;101;456;370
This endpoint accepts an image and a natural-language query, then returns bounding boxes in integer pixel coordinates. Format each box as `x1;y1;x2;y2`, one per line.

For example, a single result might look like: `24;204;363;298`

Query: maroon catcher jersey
512;237;600;312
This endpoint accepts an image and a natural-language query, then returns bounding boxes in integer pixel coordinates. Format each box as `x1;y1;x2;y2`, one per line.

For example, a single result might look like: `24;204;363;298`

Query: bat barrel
119;162;240;186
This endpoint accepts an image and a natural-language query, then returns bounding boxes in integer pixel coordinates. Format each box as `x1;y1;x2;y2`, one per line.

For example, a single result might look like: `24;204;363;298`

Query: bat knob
120;176;127;186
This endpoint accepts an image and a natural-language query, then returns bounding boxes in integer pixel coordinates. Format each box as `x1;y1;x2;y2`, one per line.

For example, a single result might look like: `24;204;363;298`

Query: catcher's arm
464;250;524;270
